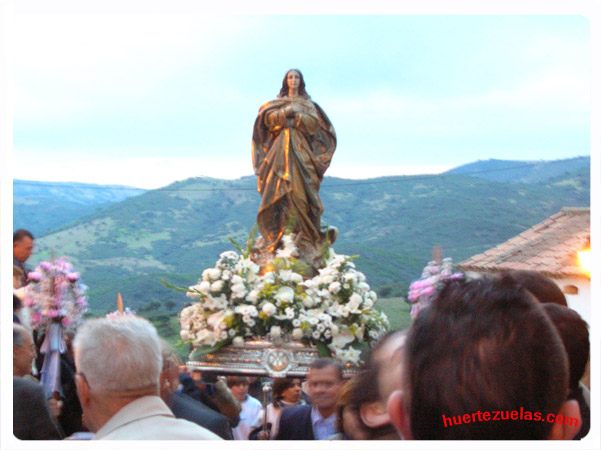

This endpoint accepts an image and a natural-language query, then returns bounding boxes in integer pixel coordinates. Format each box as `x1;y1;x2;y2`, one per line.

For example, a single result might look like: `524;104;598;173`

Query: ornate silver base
186;339;359;378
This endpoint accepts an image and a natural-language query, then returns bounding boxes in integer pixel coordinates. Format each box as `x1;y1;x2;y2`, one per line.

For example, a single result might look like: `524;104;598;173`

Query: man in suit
159;340;233;439
275;358;344;440
73;316;222;440
13;377;62;440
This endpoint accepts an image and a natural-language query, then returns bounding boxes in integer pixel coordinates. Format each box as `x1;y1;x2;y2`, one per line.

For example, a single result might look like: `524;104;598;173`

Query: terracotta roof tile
458;207;589;278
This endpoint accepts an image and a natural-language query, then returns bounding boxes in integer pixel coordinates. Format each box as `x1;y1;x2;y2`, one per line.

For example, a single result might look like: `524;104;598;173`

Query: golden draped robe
252;96;336;256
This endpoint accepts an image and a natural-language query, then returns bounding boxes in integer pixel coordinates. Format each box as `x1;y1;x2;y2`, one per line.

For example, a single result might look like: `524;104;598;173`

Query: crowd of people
12;228;591;441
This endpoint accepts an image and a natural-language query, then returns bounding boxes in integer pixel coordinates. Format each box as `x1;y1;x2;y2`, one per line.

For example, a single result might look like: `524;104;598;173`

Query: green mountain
14;180;145;236
29;161;589;315
445;156;589;184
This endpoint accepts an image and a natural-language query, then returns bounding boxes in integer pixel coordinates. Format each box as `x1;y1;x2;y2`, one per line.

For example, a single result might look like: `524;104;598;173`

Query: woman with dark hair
252;69;337;267
249;378;305;439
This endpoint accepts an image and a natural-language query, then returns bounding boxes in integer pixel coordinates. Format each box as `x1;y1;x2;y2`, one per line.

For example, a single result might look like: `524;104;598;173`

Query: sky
10;1;593;188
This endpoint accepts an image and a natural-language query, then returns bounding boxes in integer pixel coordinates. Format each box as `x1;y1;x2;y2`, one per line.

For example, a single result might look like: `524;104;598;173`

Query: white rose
279;270;292;282
231;275;243;284
363;298;374;309
270;326;282;339
198;281;211;294
195;329;216;346
262;302;276;316
328;282;341;294
357;282;370;291
292;328;304;340
207;310;227;330
332;329;354;348
348;293;363;311
285;307;295;319
263;272;276;284
207;268;222;281
312;330;321;339
275;286;295;304
291;272;304;283
233;336;245;347
231;283;247;298
210;280;224;293
302;297;314;308
221;270;232;280
322;275;334;285
246;290;259;304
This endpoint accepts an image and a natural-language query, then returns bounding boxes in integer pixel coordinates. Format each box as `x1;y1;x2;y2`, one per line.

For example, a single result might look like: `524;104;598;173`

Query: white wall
554;276;591;325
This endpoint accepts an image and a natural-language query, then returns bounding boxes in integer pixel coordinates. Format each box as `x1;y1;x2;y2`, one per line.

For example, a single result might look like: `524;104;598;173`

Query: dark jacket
13;377;62;440
170;391;234;440
275;404;314;440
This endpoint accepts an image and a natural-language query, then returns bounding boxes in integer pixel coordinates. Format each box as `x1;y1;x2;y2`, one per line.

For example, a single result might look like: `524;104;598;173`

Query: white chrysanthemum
285;307;295;319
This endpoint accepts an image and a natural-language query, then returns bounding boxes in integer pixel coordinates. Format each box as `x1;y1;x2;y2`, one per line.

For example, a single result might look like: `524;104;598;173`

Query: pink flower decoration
67;272;80;282
27;271;42;282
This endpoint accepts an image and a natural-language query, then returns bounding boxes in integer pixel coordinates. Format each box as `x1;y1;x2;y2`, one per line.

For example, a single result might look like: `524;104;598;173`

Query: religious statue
251;69;337;267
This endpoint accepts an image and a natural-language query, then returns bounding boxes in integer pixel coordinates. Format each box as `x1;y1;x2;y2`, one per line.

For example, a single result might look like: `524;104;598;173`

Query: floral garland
407;257;463;319
180;235;389;366
24;258;88;330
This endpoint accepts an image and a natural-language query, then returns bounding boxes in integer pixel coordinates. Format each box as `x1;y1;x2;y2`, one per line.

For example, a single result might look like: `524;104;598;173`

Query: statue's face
286;70;301;90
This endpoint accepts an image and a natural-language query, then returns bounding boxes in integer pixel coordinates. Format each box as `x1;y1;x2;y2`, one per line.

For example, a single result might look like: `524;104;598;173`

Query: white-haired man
73;316;221;440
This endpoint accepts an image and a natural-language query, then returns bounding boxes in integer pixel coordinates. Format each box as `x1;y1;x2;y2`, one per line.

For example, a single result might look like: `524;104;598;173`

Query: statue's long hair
278;68;310;98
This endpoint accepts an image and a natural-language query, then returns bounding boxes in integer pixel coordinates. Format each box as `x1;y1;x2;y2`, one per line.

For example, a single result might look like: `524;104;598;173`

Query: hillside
13;180;145;236
30;161;590;315
445;156;589;184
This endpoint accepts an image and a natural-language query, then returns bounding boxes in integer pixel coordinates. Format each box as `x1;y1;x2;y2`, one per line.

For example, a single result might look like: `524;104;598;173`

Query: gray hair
73;316;162;392
13;323;29;347
160;338;181;371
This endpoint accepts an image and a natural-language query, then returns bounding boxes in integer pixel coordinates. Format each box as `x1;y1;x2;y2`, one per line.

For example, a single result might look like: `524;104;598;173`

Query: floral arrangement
24;258;88;330
407;257;463;319
180;235;389;366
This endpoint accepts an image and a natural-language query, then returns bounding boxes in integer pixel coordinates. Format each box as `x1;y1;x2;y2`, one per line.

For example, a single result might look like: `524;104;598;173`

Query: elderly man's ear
387;390;412;440
75;373;91;407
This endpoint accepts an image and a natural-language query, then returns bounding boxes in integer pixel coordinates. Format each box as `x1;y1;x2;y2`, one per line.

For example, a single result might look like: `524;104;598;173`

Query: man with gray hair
73;316;221;440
